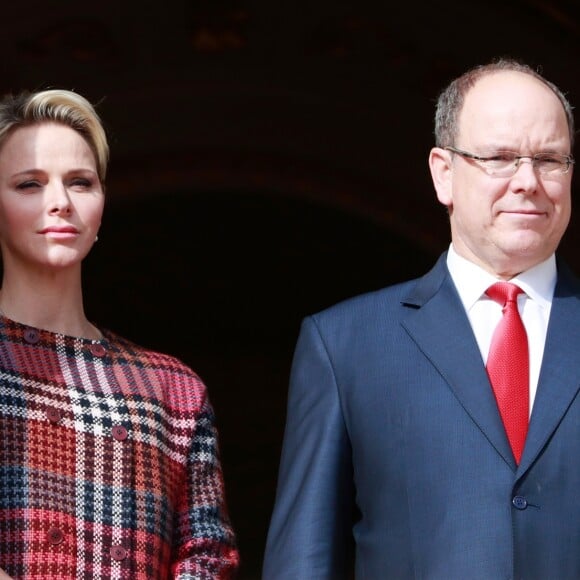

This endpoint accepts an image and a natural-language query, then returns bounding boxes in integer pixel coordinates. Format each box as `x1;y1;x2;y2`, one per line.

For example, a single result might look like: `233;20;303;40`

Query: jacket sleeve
262;315;355;580
172;393;240;579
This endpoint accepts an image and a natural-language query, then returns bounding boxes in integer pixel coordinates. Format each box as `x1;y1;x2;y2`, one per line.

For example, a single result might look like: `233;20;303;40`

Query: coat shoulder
310;253;449;330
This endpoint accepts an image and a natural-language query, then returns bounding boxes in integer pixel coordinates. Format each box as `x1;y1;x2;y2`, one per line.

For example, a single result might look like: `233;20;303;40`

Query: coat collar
400;252;580;474
521;259;580;472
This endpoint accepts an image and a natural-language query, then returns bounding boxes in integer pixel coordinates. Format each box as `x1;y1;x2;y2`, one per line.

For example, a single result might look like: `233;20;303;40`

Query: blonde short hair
0;89;109;181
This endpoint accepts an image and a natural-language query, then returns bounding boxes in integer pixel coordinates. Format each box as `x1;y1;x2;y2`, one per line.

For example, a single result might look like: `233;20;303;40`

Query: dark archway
83;190;438;578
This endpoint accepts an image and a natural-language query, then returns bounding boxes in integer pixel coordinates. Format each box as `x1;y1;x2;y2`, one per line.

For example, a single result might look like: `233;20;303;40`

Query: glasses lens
534;154;569;174
481;152;518;176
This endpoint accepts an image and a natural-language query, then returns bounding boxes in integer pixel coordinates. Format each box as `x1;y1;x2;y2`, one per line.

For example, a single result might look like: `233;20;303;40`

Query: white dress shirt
446;244;556;414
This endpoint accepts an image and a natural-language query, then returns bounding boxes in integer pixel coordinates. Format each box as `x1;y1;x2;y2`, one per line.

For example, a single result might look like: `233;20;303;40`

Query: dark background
4;1;580;577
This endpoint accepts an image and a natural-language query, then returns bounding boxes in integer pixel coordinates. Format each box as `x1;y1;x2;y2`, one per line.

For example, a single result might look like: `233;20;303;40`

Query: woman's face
0;122;104;275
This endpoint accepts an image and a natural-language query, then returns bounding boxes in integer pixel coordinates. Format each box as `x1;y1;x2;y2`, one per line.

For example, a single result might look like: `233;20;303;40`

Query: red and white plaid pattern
0;317;239;579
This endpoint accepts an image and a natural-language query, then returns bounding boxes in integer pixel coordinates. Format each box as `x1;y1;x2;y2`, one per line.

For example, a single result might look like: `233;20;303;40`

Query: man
262;59;580;579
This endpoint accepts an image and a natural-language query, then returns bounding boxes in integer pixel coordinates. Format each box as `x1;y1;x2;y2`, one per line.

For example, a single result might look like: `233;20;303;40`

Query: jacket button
47;527;64;544
110;545;127;561
512;496;528;510
89;343;106;357
112;425;128;441
24;329;40;344
46;408;62;423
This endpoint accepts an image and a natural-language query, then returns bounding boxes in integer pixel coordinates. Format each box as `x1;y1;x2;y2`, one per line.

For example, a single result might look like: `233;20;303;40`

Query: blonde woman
0;89;238;578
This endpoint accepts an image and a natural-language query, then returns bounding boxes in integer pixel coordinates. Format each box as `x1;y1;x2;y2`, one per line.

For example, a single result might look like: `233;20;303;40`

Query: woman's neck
0;269;101;340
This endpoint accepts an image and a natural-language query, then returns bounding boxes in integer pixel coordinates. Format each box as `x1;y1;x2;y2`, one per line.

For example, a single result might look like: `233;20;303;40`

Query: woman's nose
47;185;73;215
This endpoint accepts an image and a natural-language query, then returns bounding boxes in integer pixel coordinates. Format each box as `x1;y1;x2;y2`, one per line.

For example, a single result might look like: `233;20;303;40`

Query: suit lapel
400;254;515;467
518;262;580;473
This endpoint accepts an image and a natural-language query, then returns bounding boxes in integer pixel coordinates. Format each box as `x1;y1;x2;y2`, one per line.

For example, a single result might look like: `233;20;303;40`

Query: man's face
431;71;572;279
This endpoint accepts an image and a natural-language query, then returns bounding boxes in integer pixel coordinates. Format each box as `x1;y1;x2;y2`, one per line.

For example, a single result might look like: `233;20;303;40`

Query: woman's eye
16;181;41;191
70;178;93;189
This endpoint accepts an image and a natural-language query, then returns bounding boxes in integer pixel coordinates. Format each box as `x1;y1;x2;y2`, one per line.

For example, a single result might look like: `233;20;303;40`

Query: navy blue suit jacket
263;253;580;579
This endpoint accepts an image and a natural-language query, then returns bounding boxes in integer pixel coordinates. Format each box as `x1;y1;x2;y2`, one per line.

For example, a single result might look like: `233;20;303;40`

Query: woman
0;90;239;578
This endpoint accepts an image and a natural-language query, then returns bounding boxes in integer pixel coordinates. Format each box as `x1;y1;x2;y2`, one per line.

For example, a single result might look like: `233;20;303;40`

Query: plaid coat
0;316;239;579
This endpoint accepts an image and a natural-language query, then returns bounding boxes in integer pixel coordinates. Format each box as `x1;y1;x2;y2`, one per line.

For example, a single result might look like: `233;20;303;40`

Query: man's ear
429;147;454;208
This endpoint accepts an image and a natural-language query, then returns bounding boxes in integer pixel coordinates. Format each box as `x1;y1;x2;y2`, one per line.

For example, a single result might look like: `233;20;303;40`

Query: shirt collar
446;243;557;312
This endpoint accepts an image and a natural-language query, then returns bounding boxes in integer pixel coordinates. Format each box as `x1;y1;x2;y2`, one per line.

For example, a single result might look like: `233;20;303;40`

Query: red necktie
485;282;529;464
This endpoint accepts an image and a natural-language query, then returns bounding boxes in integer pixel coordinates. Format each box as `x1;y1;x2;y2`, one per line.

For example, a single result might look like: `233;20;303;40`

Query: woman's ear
429;147;454;209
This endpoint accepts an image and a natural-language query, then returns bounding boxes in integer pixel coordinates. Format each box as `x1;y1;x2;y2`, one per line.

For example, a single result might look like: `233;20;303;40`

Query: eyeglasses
445;146;575;177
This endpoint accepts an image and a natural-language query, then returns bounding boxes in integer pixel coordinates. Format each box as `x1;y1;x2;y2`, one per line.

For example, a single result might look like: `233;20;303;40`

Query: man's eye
488;153;516;162
536;154;561;163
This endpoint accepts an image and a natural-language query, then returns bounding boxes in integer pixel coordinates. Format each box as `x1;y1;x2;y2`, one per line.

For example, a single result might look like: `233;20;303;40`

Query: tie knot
486;282;524;307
